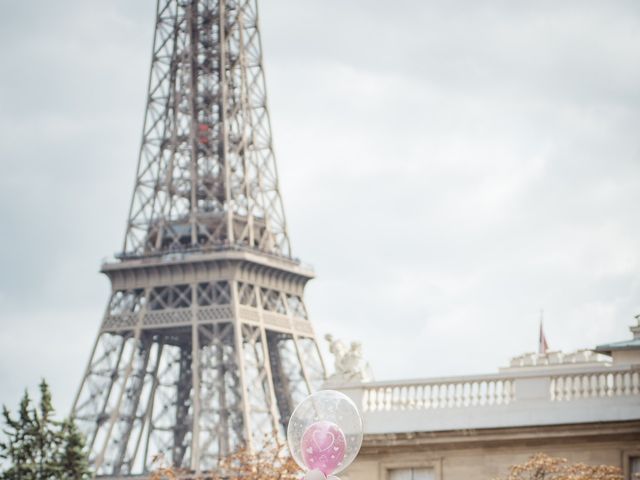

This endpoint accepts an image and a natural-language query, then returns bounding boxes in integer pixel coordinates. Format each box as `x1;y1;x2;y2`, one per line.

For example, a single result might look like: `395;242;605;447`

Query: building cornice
360;420;640;454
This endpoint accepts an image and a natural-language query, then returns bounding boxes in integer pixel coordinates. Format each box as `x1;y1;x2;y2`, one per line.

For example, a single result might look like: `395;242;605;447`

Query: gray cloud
1;0;639;414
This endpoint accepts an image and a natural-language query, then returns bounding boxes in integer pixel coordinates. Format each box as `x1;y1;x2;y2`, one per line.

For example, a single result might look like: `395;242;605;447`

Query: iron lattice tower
71;0;326;476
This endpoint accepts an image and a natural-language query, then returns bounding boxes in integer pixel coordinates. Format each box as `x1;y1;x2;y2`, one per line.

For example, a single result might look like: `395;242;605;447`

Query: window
630;456;640;480
389;468;435;480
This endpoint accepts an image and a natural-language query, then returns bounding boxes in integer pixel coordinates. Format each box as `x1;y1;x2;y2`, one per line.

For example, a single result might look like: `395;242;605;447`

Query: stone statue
324;334;373;383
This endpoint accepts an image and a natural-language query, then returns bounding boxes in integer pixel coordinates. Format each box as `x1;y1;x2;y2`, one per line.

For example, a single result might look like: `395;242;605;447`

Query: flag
538;319;549;354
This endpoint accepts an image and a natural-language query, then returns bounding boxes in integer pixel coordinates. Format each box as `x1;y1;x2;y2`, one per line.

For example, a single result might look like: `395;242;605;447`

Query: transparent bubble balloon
287;390;363;476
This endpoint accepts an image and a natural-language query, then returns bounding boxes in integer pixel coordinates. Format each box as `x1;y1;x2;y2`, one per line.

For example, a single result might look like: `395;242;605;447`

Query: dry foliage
496;453;623;480
149;441;300;480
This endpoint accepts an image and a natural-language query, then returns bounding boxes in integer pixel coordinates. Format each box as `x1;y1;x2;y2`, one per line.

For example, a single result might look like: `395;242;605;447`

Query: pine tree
0;380;90;480
34;380;62;479
58;419;90;480
0;391;38;479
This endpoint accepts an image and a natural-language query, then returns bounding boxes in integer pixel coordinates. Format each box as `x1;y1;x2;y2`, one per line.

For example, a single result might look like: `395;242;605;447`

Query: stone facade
347;421;640;480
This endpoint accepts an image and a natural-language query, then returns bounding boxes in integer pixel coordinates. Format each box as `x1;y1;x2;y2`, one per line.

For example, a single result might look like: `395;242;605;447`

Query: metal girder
122;0;290;258
74;280;324;476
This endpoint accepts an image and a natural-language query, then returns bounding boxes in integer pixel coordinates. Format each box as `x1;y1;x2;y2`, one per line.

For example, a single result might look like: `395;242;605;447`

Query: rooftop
332;317;640;436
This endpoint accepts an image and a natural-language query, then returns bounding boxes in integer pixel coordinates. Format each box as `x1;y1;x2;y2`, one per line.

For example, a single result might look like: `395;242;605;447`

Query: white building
333;317;640;480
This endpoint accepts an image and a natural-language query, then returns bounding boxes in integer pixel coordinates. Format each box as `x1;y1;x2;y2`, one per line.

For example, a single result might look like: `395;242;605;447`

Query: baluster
610;373;617;397
498;380;504;404
562;376;571;400
407;385;415;409
485;380;491;405
392;386;399;410
559;376;567;401
378;387;385;411
580;375;588;398
597;374;606;397
632;371;640;395
571;375;581;399
549;377;557;401
489;380;498;405
576;375;584;399
422;384;428;409
481;381;488;406
483;380;490;405
589;374;597;399
622;372;630;396
577;375;584;398
615;373;623;396
506;379;514;404
431;383;440;408
485;381;491;406
444;383;451;408
424;384;432;409
431;384;439;408
389;386;395;410
416;385;424;410
456;383;464;407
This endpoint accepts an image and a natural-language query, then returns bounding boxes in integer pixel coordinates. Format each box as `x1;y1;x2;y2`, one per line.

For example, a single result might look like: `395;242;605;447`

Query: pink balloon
301;421;346;475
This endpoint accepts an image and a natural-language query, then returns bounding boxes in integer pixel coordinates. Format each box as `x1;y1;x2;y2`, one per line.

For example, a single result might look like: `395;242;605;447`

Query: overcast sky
1;1;639;415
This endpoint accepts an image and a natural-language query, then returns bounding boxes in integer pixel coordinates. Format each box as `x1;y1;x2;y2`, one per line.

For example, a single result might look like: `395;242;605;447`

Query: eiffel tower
71;1;326;476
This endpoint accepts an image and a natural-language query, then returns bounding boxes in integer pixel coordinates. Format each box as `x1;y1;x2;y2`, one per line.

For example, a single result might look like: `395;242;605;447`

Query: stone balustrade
333;364;640;434
550;369;640;401
362;375;515;411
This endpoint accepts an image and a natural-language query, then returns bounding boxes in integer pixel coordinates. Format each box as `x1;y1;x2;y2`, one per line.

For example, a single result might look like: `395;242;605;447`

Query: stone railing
550;369;640;401
334;365;640;434
362;375;515;411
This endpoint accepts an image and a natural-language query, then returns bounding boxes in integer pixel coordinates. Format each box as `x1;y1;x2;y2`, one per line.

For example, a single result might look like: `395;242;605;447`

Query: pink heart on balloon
312;429;335;451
